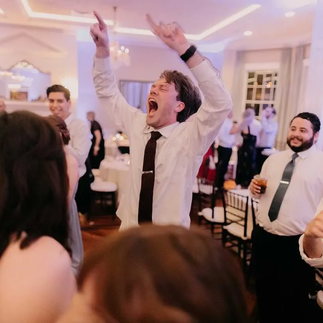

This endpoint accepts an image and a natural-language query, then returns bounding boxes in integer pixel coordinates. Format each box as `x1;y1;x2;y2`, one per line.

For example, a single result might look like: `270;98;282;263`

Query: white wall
0;25;78;113
77;41;225;135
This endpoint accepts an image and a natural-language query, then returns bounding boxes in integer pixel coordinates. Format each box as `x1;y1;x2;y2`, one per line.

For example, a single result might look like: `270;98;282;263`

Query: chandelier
110;7;130;69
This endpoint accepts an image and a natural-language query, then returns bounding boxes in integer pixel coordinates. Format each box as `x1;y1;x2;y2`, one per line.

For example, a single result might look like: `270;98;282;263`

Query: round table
99;159;130;203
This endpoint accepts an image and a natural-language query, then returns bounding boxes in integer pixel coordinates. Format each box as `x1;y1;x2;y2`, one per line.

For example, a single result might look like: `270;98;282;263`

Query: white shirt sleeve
299;197;323;268
299;234;323;268
93;57;142;135
67;120;91;169
184;59;232;155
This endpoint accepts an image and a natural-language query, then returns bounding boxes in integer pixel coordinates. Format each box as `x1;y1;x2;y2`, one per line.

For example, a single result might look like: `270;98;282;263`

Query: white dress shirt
217;118;235;148
65;114;91;177
258;117;278;148
251;145;323;236
93;57;232;229
299;198;323;268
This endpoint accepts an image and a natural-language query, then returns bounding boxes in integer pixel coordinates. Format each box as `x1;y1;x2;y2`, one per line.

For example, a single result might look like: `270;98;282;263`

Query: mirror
0;61;51;102
119;80;153;113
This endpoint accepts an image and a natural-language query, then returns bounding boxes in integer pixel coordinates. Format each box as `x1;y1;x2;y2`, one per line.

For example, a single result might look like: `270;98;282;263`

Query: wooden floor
81;195;257;321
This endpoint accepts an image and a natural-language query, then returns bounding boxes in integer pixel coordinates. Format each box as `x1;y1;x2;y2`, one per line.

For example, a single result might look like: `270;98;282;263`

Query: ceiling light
197;4;261;40
285;11;296;17
21;0;261;41
244;31;253;36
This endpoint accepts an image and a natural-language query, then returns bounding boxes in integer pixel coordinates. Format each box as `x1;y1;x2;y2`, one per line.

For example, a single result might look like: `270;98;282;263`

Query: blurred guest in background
0;111;75;322
57;225;248;323
256;106;278;173
214;111;237;189
0;100;6;112
87;111;105;169
47;85;92;220
46;115;83;274
235;107;262;188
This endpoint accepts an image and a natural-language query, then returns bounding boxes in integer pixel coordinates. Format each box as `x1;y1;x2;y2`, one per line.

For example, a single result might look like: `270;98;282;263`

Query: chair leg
222;228;227;246
112;192;116;221
210;223;215;237
242;241;248;273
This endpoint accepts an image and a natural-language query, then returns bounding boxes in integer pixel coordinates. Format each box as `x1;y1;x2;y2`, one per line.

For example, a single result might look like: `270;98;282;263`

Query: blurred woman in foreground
58;225;248;323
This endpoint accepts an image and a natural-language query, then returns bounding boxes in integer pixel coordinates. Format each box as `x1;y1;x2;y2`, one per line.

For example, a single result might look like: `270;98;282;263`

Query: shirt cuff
190;59;220;83
93;56;112;72
299;234;323;268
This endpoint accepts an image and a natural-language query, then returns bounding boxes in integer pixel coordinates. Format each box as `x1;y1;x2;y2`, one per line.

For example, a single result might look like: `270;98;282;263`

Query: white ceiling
0;0;317;51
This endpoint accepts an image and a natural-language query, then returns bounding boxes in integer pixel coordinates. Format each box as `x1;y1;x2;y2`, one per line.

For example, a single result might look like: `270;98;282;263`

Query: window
244;70;279;116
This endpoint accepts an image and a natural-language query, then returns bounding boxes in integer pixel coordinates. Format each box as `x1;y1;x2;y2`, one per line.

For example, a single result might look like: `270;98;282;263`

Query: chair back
222;190;249;236
197;177;217;217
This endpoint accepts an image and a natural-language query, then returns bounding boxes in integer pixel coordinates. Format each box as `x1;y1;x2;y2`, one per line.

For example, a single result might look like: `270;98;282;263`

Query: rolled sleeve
299;234;323;268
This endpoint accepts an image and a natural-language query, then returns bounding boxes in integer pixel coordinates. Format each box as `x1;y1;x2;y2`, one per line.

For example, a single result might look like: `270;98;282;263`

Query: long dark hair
78;225;249;323
0;111;70;257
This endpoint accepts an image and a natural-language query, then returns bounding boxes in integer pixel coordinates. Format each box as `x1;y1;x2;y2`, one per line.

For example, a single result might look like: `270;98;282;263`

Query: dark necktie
268;153;298;222
138;131;162;223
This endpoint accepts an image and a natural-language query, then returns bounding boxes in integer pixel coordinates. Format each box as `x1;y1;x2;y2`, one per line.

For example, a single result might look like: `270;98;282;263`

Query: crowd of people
0;8;323;323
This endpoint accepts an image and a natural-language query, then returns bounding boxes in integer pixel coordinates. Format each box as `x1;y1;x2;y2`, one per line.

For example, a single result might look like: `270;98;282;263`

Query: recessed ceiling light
285;11;296;17
244;31;253;36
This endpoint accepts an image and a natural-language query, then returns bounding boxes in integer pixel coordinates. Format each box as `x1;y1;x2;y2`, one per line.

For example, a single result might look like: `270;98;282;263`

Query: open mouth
148;98;159;116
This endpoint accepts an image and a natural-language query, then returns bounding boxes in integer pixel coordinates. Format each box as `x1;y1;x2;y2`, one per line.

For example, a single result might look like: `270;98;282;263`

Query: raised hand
146;14;190;56
90;11;110;58
305;211;323;239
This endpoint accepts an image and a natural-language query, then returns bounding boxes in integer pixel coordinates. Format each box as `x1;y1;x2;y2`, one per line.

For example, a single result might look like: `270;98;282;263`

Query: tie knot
151;131;162;140
292;153;298;161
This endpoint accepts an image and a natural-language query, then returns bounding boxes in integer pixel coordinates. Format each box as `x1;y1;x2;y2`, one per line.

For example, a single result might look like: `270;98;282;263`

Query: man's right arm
93;57;138;132
91;11;139;133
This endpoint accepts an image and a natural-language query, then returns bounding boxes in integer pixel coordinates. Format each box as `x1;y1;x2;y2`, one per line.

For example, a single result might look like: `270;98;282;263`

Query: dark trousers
215;146;232;188
256;147;269;174
75;159;93;215
252;225;322;323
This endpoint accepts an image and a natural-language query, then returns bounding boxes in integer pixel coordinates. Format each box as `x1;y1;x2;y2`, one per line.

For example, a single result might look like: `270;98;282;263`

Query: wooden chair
197;178;225;237
90;177;117;219
222;190;254;270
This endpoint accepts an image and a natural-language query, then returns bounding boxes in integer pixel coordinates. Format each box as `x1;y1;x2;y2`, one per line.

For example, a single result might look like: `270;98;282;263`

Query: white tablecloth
99;159;130;203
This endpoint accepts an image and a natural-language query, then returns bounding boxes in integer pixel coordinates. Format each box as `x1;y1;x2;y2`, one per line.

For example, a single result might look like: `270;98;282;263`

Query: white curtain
275;47;305;150
119;81;153;112
231;51;246;120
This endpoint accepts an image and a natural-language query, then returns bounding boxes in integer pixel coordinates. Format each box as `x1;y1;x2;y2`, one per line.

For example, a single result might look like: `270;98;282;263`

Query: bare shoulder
0;237;75;322
6;236;74;277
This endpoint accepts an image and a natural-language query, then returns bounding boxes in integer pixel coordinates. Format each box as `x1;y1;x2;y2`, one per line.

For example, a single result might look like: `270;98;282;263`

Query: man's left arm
187;59;232;154
146;15;231;154
68;121;91;168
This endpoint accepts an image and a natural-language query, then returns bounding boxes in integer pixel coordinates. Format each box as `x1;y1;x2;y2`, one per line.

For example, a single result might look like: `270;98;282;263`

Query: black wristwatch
180;45;197;62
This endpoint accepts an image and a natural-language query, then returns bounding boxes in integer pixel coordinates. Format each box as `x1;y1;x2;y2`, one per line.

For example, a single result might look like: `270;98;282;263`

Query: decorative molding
0;32;66;58
244;62;280;71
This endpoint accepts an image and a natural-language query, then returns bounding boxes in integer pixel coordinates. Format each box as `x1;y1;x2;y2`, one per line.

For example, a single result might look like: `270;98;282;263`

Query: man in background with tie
249;112;323;322
90;12;232;229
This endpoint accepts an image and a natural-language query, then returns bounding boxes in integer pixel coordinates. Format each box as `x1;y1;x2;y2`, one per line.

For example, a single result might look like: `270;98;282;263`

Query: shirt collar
64;113;75;126
288;144;318;160
143;122;179;139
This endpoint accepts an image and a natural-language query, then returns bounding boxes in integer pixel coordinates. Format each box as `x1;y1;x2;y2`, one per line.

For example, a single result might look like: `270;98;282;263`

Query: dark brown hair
78;225;248;323
0;111;70;257
160;70;202;123
46;115;70;145
47;84;71;101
